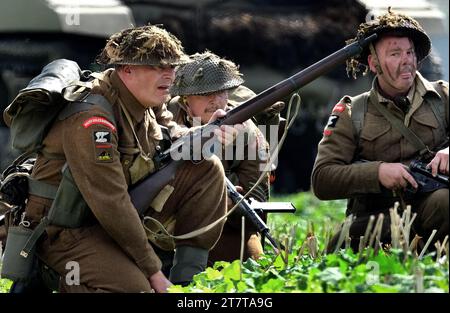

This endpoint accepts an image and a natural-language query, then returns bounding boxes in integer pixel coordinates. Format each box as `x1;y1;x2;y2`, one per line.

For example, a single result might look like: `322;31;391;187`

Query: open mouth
157;85;170;92
399;72;412;79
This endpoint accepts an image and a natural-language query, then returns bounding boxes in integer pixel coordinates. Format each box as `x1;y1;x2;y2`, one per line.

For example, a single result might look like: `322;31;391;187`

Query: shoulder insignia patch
95;148;113;163
332;103;346;113
326;115;339;128
83;117;116;132
93;131;111;144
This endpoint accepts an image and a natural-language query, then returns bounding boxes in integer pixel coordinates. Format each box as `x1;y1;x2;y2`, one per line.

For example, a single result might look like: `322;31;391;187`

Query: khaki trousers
37;157;226;292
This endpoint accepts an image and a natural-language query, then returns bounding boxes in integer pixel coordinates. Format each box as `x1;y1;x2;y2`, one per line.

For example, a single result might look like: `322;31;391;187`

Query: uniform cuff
135;250;162;278
359;161;383;193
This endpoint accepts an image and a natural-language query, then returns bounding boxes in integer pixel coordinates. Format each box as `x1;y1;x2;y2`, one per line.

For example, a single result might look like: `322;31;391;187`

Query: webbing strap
350;92;369;140
58;94;115;122
20;217;49;258
430;81;448;131
371;92;430;155
28;178;58;199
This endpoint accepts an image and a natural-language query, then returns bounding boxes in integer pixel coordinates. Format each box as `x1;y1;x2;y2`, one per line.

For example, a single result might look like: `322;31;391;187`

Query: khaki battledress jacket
167;94;270;263
24;69;227;291
312;72;448;248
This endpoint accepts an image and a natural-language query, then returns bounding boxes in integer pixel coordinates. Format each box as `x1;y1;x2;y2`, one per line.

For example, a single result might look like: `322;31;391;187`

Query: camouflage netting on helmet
170;51;244;96
346;8;431;79
96;25;187;67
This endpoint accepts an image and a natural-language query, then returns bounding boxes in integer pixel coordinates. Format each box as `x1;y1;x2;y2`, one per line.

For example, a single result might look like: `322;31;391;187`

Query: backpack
0;60;114;283
1;59;114;217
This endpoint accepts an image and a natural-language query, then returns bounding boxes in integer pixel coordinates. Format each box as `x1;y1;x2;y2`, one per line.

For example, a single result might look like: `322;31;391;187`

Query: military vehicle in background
0;0;134;169
0;0;447;192
124;0;447;193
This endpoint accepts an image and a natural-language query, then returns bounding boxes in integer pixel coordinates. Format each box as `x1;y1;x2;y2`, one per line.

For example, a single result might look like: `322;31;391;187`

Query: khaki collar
110;70;147;123
414;71;442;99
372;71;441;104
372;77;414;105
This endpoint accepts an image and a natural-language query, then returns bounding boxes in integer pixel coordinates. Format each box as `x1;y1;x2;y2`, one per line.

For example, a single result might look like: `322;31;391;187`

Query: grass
170;192;449;293
1;192;448;293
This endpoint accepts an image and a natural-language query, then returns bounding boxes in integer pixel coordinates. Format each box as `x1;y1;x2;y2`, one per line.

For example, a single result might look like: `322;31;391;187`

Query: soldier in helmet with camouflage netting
19;25;245;292
168;51;283;264
312;9;448;252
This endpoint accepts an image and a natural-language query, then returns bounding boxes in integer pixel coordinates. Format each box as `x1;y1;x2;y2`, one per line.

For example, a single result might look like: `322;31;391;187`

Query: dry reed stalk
368;213;384;250
333;214;353;254
418;229;437;260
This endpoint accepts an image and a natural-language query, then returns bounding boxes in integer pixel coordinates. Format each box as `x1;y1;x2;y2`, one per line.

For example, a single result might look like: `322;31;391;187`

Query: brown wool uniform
312;72;449;250
167;93;270;264
26;69;227;292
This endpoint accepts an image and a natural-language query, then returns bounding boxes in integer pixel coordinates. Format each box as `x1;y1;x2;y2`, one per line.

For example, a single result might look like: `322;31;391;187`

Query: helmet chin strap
369;43;384;75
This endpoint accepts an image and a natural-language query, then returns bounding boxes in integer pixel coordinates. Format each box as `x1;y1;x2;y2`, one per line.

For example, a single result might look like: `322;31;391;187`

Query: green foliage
169;248;448;293
169;192;449;293
0;278;12;293
0;262;12;293
1;192;447;293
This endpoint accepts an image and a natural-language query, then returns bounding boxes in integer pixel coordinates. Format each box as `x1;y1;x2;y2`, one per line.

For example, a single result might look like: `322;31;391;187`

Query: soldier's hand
149;270;172;293
209;109;246;146
378;162;418;190
227;185;244;211
427;147;449;176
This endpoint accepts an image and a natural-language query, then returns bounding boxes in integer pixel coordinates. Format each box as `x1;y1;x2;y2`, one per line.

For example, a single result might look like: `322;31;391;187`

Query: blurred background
0;0;448;193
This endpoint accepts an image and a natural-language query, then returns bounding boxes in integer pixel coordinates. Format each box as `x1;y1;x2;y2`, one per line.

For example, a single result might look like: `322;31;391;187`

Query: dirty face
118;65;176;108
185;90;228;124
369;36;417;97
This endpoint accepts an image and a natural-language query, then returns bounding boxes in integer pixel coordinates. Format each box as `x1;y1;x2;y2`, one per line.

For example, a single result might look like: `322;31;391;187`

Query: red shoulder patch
82;117;116;132
332;103;346;113
323;129;333;137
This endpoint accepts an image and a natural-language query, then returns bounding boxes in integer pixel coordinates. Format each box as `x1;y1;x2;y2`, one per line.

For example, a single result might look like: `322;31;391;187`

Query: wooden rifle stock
129;160;183;215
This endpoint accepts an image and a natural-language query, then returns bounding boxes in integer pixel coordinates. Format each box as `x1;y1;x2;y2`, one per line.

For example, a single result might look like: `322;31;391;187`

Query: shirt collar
372;71;441;103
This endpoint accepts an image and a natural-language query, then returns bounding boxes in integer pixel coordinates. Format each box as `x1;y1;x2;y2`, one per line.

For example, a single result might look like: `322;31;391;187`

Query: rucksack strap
58;93;115;123
350;92;369;141
429;81;448;132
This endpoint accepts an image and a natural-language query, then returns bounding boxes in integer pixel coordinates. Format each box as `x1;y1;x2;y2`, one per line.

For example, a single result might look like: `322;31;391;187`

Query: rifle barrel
221;34;378;126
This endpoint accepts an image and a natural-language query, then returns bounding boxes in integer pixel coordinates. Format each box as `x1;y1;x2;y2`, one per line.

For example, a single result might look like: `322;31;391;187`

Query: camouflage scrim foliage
170;51;244;96
346;8;431;79
96;25;187;67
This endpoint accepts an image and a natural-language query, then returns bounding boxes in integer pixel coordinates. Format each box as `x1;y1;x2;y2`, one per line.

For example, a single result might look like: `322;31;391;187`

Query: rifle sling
370;92;430;156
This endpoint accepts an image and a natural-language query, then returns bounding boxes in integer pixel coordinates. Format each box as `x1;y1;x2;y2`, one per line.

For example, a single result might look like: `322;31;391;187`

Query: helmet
346;8;431;79
170;51;244;96
96;25;187;67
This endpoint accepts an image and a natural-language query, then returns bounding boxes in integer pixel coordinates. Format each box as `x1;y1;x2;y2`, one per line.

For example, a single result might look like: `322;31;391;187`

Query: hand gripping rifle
130;34;378;215
407;160;449;193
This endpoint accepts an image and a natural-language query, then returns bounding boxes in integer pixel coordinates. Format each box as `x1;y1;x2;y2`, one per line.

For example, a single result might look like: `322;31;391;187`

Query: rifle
130;33;378;215
408;159;448;193
358;158;449;194
225;177;292;251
